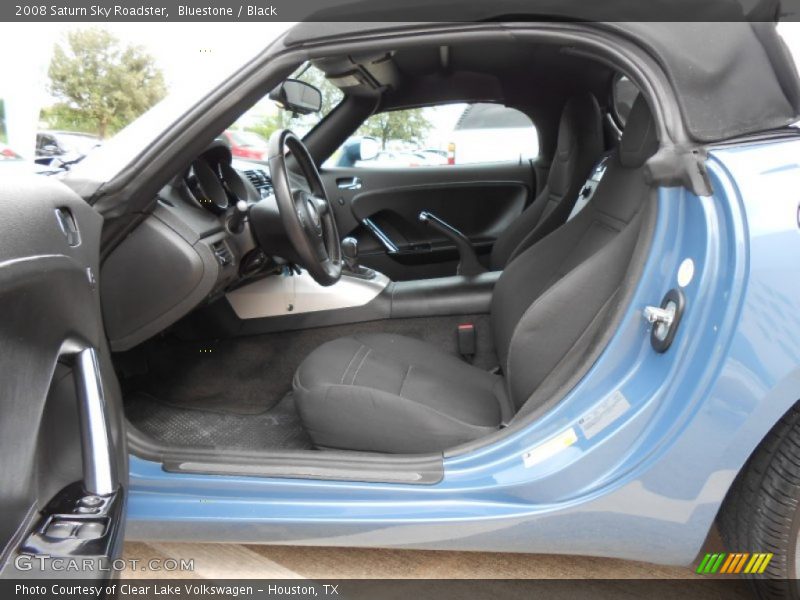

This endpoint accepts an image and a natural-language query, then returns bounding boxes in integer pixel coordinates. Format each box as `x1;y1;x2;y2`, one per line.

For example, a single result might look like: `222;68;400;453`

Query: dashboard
100;141;277;351
99;143;610;353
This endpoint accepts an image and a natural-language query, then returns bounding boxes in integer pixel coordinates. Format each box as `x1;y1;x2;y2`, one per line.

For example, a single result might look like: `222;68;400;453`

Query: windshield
226;130;268;148
0;22;294;174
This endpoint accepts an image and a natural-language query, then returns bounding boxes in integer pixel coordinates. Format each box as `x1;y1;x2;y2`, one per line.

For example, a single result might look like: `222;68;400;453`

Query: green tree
39;103;97;135
357;109;432;149
47;28;166;138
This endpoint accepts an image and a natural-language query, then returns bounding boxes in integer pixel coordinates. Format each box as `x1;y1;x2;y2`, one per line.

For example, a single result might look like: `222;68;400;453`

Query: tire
718;403;800;598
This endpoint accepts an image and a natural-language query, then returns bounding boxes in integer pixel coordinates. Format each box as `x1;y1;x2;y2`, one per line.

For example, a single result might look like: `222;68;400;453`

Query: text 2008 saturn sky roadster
3;3;800;595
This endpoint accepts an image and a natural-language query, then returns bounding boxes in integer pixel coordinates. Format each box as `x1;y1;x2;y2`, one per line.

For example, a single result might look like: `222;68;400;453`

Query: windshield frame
67;45;344;194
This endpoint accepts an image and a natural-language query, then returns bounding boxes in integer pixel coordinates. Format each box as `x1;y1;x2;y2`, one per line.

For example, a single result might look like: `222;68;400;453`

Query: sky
0;21;799;158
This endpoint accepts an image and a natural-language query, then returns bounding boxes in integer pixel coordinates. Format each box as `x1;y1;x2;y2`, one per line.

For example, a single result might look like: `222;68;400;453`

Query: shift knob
341;236;359;272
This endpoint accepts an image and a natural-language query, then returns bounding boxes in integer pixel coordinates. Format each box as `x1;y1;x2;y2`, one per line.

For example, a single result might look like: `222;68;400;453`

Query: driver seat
293;95;658;453
490;92;603;270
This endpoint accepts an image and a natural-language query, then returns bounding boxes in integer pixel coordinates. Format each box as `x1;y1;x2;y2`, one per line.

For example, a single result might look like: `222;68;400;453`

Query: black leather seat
489;92;603;270
293;95;658;453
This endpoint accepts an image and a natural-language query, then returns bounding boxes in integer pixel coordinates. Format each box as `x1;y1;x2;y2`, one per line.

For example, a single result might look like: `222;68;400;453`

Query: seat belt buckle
457;323;476;360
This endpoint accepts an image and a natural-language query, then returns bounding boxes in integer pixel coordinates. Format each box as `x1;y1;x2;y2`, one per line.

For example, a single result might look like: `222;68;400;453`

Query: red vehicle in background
222;129;270;161
0;142;21;161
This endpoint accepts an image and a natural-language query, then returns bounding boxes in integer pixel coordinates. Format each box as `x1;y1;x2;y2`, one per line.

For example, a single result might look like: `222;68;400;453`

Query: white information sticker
522;428;578;468
578;390;631;440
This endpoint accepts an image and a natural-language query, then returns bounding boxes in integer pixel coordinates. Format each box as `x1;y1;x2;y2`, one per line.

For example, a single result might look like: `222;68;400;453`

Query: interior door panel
321;163;535;280
0;176;127;578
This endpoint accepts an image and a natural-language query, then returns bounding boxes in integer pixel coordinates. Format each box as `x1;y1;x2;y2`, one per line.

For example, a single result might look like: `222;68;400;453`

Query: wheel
718;403;800;597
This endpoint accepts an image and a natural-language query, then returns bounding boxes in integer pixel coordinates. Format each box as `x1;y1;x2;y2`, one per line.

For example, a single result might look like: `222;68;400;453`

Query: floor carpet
121;314;496;452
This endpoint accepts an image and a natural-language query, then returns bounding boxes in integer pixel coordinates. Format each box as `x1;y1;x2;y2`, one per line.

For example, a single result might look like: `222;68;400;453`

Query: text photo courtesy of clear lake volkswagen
3;1;800;599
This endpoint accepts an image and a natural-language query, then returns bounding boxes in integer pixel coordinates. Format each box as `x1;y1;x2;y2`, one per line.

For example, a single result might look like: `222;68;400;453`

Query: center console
212;237;501;337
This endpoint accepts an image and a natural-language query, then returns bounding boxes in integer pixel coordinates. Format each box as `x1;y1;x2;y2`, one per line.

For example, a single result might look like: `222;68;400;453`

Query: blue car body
126;137;800;565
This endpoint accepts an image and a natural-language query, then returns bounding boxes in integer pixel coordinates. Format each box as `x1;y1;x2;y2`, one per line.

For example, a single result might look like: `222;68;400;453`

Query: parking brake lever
418;211;486;277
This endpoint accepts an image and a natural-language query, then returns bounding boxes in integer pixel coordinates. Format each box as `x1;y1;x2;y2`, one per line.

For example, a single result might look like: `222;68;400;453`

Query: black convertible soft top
285;0;800;142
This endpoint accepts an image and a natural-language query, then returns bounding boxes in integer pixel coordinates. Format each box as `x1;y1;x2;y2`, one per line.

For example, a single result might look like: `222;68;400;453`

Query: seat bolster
295;384;499;454
505;208;643;412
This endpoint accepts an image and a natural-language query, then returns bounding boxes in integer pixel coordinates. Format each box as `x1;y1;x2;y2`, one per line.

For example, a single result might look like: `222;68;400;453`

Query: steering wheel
268;130;342;286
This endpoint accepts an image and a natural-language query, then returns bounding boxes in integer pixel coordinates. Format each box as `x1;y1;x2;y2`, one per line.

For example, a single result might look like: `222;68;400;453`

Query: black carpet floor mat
122;314;496;415
126;391;314;451
120;314;497;452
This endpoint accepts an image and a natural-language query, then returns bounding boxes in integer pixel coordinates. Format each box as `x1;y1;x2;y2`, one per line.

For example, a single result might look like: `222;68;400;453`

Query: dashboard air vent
212;241;234;267
243;169;274;199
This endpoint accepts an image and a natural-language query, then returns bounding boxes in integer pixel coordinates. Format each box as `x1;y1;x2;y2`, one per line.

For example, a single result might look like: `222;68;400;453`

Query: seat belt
457;322;476;362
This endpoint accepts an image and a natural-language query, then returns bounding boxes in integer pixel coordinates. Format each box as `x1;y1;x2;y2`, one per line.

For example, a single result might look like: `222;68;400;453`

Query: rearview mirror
269;79;322;116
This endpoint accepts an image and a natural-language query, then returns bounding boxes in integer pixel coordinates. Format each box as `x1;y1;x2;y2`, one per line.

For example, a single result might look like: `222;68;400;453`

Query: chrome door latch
643;289;685;353
643;305;674;327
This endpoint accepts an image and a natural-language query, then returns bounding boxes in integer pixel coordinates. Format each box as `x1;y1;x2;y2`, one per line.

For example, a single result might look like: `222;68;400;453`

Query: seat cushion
293;333;509;453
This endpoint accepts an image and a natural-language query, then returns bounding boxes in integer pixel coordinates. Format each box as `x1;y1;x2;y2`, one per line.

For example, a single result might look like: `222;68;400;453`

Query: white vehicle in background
357;149;446;168
418;148;448;164
447;103;539;165
35;130;102;163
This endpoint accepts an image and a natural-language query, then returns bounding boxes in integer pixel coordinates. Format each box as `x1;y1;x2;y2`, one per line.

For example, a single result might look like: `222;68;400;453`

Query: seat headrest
548;92;603;195
619;94;659;168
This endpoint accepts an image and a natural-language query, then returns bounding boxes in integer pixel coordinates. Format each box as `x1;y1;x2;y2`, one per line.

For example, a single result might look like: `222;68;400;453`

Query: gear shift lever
341;237;376;279
342;237;359;272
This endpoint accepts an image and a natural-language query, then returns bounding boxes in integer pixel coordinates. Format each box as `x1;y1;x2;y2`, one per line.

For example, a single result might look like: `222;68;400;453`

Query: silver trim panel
362;218;399;253
226;269;390;319
74;348;118;497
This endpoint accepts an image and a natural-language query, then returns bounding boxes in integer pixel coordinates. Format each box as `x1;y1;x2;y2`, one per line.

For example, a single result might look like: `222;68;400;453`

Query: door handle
337;177;362;190
361;218;399;253
15;347;122;562
74;348;118;497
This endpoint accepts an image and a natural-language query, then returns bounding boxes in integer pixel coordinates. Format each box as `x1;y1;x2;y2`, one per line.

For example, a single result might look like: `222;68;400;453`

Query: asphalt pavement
121;529;754;599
